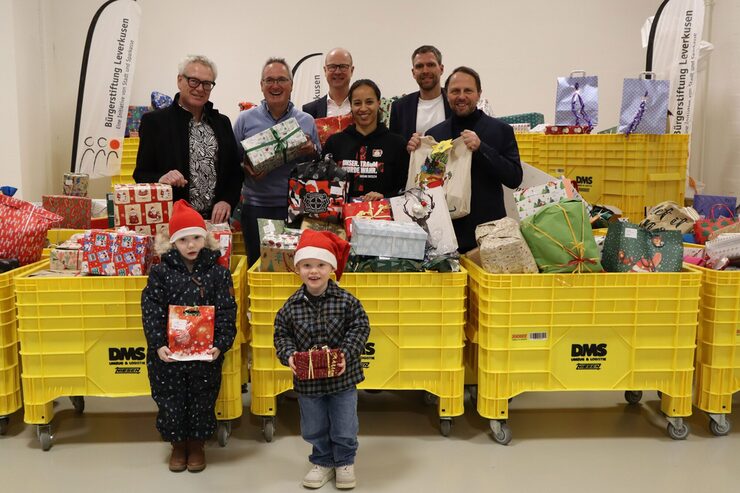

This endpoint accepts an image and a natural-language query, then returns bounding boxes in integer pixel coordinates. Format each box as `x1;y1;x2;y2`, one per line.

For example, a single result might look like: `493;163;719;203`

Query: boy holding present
274;230;370;490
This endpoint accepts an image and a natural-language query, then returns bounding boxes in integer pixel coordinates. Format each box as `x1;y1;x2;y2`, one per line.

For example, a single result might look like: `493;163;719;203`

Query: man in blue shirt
233;57;320;266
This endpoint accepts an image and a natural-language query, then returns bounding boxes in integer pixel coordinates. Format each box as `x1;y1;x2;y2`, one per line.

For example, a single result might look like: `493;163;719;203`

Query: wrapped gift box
206;222;232;269
342;200;392;238
498;112;545;128
350;218;427;260
113;183;173;236
63;173;89;197
259;232;301;272
315;114;353;147
81;229;154;276
294;347;343;380
168;305;215;361
545;125;593;135
241;117;307;174
50;241;84;272
42;195;92;229
300;217;347;240
0;194;62;265
125;105;150;137
513;178;585;220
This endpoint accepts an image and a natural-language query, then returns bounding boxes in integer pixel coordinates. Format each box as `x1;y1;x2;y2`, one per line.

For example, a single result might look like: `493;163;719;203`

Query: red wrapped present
315;114;354;147
342;199;392;238
113;183;173;236
206;222;232;269
42;195;92;229
294;347;343;380
81;229;154;276
168;305;215;361
545;125;593;135
0;194;62;265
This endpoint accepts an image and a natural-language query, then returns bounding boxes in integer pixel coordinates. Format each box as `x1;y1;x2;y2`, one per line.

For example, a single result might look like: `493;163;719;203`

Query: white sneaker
335;464;356;489
303;464;334;489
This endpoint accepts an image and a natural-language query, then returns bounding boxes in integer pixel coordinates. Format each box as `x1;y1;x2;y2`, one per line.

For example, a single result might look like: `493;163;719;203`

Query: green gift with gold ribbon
520;199;603;273
240;117;307;174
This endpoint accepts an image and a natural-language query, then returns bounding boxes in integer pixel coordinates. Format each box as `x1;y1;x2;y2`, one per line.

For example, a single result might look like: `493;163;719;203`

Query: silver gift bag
555;71;598;127
618;73;669;135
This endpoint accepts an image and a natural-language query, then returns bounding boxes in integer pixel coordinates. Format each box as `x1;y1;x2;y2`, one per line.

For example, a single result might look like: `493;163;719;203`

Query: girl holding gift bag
323;79;409;201
141;200;237;473
274;230;370;489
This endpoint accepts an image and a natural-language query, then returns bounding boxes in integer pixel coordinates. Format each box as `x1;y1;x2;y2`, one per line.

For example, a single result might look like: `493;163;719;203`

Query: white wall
0;0;24;197
4;0;735;201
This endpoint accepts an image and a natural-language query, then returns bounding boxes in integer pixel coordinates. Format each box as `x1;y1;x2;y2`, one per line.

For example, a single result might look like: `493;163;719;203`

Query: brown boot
186;440;206;472
169;442;187;472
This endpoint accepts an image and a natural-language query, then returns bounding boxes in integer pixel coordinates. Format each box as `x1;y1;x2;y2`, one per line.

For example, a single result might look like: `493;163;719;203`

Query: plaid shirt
274;280;370;395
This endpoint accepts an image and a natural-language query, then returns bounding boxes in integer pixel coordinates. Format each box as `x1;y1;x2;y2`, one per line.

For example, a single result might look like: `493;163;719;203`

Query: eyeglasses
262;77;291;86
183;75;216;91
326;64;351;72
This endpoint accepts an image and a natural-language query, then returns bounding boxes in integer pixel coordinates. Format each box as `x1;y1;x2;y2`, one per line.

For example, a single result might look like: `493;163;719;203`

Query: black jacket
322;123;409;199
389;90;452;142
141;248;237;358
133;93;243;216
302;95;328;119
426;110;523;253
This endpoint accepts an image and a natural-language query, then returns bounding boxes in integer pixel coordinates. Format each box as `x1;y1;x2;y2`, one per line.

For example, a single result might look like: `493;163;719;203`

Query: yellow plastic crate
109;137;139;191
514;133;541;167
534;134;688;221
248;262;467;429
692;266;740;435
462;256;701;442
15;256;247;429
233;231;246;256
0;260;48;423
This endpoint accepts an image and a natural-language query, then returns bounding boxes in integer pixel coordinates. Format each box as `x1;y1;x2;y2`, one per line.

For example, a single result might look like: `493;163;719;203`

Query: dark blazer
133;93;243;216
302;95;328;119
389;89;452;142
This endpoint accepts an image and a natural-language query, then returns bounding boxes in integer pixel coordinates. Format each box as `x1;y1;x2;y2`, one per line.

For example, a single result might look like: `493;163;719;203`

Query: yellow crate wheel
0;416;8;435
262;416;275;442
217;421;232;447
708;415;731;437
70;396;85;414
666;418;689;440
440;418;452;437
37;425;52;451
624;391;643;405
490;420;512;445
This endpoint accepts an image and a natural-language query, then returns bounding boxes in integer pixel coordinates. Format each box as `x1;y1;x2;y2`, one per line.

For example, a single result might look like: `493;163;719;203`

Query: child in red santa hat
274;229;370;490
141;200;237;473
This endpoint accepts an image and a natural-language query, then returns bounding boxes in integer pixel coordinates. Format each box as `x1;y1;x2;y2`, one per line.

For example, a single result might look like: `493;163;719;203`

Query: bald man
302;47;355;118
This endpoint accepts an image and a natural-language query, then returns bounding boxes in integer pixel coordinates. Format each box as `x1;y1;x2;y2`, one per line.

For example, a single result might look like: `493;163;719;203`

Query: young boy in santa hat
141;200;237;473
274;229;370;490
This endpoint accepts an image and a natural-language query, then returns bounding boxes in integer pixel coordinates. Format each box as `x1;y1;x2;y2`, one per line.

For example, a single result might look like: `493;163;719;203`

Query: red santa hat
293;229;351;280
168;200;207;243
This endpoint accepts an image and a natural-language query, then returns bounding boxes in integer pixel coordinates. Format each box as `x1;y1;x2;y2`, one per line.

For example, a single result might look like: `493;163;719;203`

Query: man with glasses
390;45;452;147
302;48;355;118
233;57;320;266
134;55;242;223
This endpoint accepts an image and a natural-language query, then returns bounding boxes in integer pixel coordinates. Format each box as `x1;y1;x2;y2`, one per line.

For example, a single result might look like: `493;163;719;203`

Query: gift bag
0;194;62;265
150;91;173;110
602;222;683;273
555;71;598;127
406;136;472;219
288;157;349;225
618;73;669;135
475;217;538;274
315;114;353;147
168;305;215;361
520;200;603;273
294;346;343;381
692;195;737;218
693;205;738;244
389;186;458;256
206;222;232;269
639;201;699;234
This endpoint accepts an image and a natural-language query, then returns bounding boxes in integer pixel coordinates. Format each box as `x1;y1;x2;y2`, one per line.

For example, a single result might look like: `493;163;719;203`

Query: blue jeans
297;388;359;467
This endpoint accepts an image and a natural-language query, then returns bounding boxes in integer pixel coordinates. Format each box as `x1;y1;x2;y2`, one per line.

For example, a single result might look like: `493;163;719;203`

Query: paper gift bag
520;200;603;273
113;183;173;236
294;347;343;381
618;74;669;135
406;136;472;219
168;305;215;361
475;217;538;274
555;71;598;127
389;186;458;256
42;195;92;229
638;201;699;234
206;222;232;269
315;114;353;147
692;195;737;219
342;199;392;238
601;222;683;273
288;158;349;225
241;117;307;174
693;205;737;245
0;194;62;265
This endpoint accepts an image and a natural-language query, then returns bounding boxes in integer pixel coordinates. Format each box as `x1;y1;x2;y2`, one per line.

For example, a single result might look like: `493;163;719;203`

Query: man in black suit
389;45;452;148
302;48;354;119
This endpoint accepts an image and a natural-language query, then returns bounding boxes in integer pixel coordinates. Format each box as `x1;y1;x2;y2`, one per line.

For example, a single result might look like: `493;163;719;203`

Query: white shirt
326;96;351;117
416;94;445;136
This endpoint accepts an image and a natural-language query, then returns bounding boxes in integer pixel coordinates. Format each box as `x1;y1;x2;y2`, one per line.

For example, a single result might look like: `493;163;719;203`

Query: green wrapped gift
241;117;307;174
346;255;424;273
601;222;683;273
520;199;603;273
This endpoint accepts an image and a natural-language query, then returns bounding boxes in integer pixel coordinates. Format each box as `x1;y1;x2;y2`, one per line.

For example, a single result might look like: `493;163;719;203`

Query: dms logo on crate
360;342;376;369
109;347;146;364
571;343;607;358
575;176;593;185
